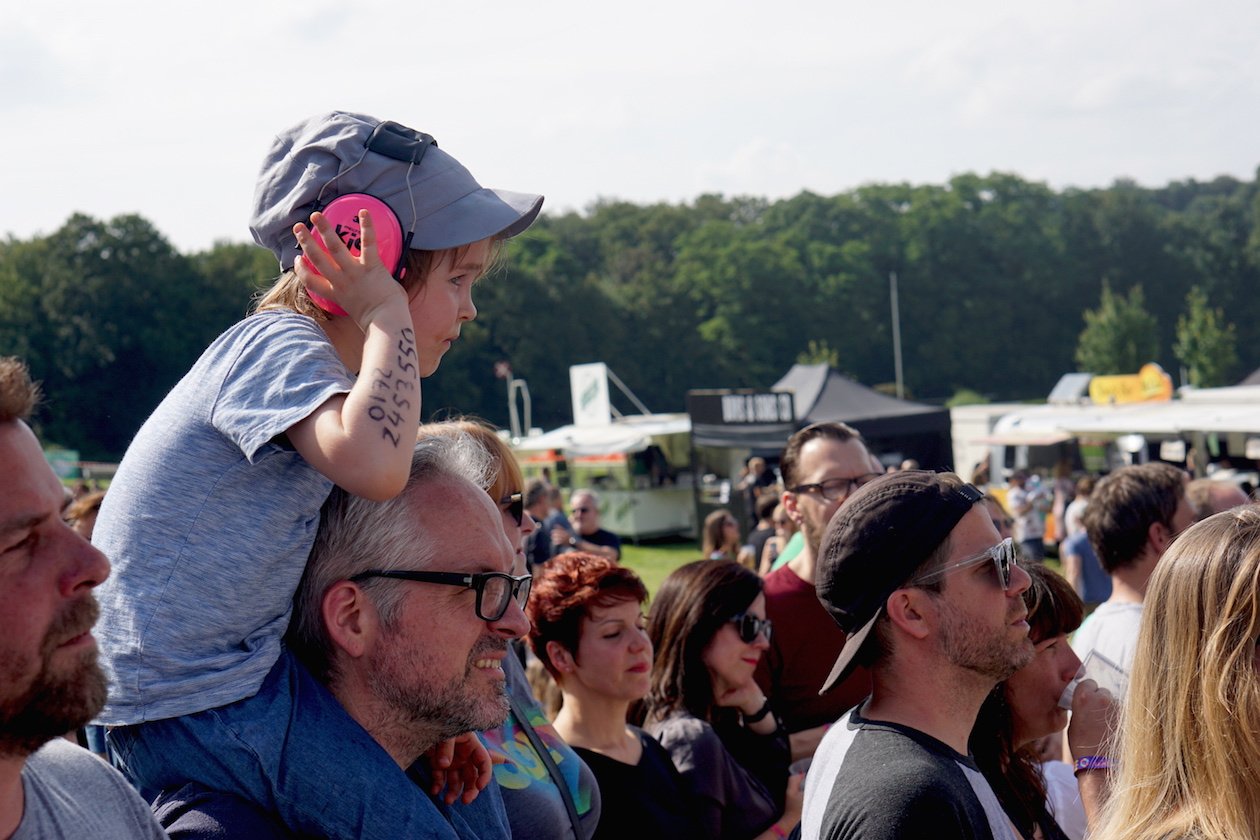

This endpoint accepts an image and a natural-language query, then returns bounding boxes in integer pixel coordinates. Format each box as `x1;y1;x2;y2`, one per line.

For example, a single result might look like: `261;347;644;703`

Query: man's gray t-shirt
801;707;1019;840
93;311;354;724
14;739;166;839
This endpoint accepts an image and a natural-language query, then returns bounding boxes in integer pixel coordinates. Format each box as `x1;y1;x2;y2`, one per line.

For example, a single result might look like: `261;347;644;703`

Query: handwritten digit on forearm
367;330;419;448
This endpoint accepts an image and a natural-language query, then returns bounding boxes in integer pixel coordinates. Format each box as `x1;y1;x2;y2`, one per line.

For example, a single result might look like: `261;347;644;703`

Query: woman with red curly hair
528;553;700;839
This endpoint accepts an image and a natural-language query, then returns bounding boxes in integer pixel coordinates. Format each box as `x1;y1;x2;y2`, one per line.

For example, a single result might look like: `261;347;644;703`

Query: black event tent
771;364;954;469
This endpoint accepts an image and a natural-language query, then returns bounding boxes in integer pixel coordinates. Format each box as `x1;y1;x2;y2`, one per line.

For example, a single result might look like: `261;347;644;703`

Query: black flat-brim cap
815;470;984;694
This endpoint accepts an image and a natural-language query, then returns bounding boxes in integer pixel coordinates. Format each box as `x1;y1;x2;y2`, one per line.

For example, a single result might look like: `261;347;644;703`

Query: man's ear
322;580;381;660
782;490;804;528
546;640;575;674
1148;519;1175;557
884;588;934;641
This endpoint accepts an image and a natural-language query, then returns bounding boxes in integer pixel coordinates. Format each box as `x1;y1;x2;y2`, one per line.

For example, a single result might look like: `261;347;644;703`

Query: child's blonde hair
253;239;500;319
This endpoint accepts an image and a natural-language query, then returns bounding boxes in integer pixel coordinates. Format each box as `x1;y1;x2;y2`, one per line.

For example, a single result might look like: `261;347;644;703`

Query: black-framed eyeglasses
500;492;523;527
730;612;773;643
790;473;882;502
349;569;532;622
909;537;1020;591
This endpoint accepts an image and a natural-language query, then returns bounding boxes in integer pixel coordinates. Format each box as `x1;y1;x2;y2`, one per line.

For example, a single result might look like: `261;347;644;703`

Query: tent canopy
512;413;691;457
768;365;954;468
776;364;944;425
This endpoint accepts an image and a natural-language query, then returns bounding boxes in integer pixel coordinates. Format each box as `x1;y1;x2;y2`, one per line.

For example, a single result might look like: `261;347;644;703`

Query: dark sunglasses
730;612;773;643
350;569;532;622
500;492;523;527
909;537;1020;591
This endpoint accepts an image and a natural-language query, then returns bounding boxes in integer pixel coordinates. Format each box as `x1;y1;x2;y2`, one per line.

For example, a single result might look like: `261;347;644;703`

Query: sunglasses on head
729;612;773;643
909;537;1020;590
500;492;523;527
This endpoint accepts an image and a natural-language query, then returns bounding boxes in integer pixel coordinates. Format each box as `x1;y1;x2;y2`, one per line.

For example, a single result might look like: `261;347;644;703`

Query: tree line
1;169;1255;460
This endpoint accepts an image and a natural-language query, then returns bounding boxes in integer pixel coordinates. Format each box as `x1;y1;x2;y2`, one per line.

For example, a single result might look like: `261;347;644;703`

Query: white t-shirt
1070;601;1144;675
1042;760;1086;840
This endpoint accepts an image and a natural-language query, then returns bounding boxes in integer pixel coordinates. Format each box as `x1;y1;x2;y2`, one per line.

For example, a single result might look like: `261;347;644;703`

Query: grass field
620;539;703;599
620;540;1063;601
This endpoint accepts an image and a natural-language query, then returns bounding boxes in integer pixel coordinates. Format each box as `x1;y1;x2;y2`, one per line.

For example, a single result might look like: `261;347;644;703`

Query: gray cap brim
406;186;543;251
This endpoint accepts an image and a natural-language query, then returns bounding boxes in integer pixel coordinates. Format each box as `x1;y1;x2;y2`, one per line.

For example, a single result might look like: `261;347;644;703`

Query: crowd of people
5;107;1260;840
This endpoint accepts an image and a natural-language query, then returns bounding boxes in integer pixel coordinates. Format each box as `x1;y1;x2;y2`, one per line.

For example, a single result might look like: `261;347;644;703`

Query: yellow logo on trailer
1088;363;1174;405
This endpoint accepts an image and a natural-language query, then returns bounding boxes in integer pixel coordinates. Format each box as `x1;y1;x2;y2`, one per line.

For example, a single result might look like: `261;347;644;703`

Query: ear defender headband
303;122;438;316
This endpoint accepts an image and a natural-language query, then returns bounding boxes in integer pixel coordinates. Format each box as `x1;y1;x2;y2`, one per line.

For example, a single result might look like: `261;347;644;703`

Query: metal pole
890;271;905;400
506;376;521;439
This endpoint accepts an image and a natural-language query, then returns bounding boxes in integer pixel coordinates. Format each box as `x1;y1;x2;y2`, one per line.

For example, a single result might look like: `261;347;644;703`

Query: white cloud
2;0;1259;251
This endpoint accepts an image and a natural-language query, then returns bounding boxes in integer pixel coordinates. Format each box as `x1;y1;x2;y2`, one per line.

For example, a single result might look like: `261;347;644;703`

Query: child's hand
293;209;406;331
426;732;502;806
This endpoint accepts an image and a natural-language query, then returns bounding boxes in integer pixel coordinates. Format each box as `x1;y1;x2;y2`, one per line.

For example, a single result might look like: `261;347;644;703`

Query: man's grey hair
571;488;600;506
288;431;494;684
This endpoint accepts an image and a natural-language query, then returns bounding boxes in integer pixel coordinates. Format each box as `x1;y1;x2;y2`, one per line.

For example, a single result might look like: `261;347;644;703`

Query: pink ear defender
303;193;406;317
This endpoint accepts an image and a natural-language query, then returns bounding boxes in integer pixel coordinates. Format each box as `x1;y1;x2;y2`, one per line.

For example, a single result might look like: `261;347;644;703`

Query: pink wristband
770;823;789;839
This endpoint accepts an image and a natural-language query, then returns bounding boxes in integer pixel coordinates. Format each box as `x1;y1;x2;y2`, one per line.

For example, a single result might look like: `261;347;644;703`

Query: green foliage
797;340;840;368
5;169;1260;459
1175;286;1238;387
1075;283;1159;375
0;216;266;457
946;388;990;408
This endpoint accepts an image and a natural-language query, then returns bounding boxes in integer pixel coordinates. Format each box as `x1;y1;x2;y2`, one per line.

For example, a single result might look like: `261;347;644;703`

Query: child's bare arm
287;210;421;501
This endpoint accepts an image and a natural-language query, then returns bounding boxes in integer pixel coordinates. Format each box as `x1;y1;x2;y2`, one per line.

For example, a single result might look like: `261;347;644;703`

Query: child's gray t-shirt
93;311;354;724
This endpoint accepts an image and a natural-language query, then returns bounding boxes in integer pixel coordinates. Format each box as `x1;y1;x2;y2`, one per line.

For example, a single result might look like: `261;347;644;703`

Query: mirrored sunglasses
910;537;1019;591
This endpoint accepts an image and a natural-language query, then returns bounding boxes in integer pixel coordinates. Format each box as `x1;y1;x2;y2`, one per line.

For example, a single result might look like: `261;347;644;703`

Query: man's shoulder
24;738;113;784
805;718;993;840
154;783;296;839
1071;602;1143;660
764;563;811;596
1080;601;1144;628
590;528;621;547
20;740;165;839
826;718;969;782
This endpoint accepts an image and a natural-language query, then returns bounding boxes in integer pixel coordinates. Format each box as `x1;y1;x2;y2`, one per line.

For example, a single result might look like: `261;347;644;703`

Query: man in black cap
800;471;1034;840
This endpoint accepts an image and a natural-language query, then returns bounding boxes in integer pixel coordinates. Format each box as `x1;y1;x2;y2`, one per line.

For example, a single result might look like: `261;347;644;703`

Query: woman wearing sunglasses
415;420;601;840
527;552;701;839
639;559;801;840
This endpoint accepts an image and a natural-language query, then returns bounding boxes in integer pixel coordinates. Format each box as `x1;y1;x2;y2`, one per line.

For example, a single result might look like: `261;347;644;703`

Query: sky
4;0;1259;255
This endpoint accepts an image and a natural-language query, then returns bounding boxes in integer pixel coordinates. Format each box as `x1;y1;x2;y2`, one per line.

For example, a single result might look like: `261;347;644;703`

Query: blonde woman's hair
1095;504;1260;840
253;239;499;319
